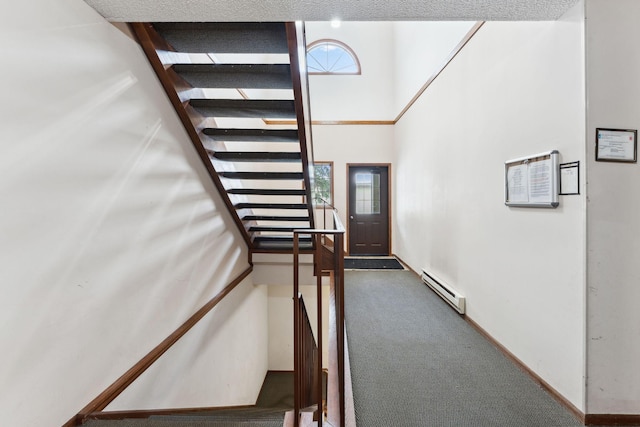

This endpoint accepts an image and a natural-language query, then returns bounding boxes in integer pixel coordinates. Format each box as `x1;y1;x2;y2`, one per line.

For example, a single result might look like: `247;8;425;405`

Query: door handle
350;216;354;220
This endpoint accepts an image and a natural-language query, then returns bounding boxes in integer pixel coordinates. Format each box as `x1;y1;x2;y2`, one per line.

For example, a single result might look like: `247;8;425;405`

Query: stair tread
228;188;307;196
220;171;304;180
235;202;308;209
203;128;299;142
172;64;292;89
152;410;286;420
190;99;295;119
243;215;310;222
83;414;284;427
153;22;288;54
212;151;301;162
253;237;314;250
255;235;312;240
250;226;310;232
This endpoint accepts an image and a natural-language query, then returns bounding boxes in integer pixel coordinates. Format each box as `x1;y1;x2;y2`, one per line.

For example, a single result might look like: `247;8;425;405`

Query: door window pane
355;172;381;214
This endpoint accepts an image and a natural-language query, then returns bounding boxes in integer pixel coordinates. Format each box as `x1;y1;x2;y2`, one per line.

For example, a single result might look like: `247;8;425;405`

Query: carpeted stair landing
82;372;293;427
83;413;284;427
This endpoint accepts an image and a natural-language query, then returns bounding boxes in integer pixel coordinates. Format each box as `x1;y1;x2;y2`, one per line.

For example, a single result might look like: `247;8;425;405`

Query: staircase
82;372;295;427
131;22;316;255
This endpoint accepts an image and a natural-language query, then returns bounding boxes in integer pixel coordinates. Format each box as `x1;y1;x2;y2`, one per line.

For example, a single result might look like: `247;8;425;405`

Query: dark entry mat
344;257;404;270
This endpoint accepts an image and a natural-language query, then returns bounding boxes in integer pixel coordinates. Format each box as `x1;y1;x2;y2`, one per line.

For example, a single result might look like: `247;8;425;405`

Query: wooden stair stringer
129;22;254;248
130;22;317;253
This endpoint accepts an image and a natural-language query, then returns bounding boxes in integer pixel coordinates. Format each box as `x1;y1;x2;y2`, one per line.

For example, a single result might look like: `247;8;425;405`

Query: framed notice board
505;150;559;208
595;128;637;163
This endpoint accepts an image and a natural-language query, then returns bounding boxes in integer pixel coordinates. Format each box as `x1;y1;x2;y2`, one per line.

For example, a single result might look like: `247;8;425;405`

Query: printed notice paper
559;162;579;195
597;129;636;161
507;164;529;203
528;159;552;203
505;151;559;207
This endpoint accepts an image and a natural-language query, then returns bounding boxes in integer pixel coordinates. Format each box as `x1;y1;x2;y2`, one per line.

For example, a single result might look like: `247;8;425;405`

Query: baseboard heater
421;268;466;314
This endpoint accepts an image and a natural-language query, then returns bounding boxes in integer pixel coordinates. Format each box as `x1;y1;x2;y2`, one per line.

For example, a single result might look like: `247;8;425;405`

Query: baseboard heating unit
421;268;466;314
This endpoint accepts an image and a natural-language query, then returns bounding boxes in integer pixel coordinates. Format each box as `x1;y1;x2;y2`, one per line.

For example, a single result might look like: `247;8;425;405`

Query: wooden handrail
293;208;345;427
286;22;315;231
316;197;337;211
316;198;338;230
307;211;345;235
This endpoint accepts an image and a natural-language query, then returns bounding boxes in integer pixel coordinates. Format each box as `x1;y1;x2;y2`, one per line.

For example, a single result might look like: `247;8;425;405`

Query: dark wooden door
348;165;389;255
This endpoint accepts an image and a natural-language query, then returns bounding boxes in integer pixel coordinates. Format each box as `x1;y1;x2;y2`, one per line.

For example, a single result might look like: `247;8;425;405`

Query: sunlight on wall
0;3;258;424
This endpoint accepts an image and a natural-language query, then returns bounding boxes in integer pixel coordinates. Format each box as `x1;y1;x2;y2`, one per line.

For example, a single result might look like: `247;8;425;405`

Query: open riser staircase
131;22;316;255
81;23;347;427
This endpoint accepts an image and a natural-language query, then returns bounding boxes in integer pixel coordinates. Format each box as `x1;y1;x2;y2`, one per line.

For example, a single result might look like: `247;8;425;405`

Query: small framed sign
596;128;637;163
559;161;580;195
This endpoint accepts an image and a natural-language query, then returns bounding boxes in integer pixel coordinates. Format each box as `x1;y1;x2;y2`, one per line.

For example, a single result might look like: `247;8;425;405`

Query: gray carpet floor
344;270;584;427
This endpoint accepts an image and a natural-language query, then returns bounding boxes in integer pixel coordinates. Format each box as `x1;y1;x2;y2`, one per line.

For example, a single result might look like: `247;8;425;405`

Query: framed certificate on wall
596;128;637;163
505;150;559;208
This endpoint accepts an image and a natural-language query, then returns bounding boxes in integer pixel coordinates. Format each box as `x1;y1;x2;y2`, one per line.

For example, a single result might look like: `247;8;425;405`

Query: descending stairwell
82;372;295;427
82;23;348;427
131;22;316;255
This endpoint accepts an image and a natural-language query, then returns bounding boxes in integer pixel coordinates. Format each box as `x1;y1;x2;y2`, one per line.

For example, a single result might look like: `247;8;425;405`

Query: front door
348;165;390;255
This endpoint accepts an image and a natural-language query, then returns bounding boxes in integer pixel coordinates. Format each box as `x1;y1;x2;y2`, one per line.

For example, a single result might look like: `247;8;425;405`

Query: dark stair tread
190;99;295;119
255;235;312;241
243;215;310;222
212;151;301;162
250;226;310;232
172;64;292;89
253;237;314;250
203;128;299;142
227;188;307;196
235;203;308;210
220;171;304;180
153;22;288;54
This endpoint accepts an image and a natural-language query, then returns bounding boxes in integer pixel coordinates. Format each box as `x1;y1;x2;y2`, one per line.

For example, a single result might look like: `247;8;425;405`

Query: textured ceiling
83;0;581;22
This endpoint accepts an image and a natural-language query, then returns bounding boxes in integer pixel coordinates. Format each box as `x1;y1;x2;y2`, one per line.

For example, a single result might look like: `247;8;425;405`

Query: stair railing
295;293;319;412
286;21;316;231
293;209;345;427
316;197;338;231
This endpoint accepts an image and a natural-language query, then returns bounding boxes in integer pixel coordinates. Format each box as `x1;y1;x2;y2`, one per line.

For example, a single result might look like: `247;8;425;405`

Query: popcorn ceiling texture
84;0;580;22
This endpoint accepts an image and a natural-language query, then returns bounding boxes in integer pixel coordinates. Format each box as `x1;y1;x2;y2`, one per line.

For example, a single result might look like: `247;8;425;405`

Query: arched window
306;39;361;75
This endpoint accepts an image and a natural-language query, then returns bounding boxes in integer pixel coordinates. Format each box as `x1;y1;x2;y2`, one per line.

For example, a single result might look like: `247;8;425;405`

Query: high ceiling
83;0;581;22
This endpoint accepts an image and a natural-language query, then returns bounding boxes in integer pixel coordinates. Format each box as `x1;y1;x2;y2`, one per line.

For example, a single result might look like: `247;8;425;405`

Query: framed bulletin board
505;150;559;208
595;128;637;163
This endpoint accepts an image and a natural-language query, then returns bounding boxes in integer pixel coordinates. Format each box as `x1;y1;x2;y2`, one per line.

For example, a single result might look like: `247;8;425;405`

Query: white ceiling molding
83;0;580;22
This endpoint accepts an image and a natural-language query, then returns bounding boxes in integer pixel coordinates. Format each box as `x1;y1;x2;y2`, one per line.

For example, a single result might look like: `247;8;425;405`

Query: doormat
344;257;404;270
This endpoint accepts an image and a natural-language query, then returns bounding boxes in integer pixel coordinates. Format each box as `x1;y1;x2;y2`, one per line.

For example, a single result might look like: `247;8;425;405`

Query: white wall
0;1;264;425
305;22;396;121
585;0;640;414
392;22;477;116
108;278;268;410
267;284;330;371
392;4;586;410
249;254;330;371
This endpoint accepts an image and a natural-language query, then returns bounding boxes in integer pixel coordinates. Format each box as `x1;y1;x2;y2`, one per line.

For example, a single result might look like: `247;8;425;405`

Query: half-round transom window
306;39;361;75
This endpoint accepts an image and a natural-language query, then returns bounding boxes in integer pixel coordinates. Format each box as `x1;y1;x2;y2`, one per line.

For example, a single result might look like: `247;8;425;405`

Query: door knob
350;216;354;219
